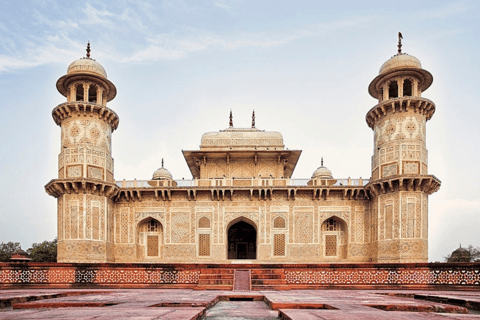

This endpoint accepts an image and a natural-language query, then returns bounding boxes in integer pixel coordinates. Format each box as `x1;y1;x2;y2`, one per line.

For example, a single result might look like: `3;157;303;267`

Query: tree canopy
0;242;21;262
27;238;57;262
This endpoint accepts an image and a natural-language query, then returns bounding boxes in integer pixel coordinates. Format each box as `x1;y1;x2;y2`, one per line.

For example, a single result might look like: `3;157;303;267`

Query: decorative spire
86;41;91;58
161;158;164;168
321;157;324;167
252;110;255;128
229;110;233;127
397;32;403;55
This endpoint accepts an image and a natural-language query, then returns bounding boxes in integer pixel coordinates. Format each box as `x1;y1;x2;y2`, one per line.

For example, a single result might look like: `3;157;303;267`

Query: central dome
67;58;108;79
200;128;284;151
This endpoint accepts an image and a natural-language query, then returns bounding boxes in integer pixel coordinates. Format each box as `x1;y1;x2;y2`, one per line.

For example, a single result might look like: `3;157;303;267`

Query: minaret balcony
366;96;435;129
52;101;119;130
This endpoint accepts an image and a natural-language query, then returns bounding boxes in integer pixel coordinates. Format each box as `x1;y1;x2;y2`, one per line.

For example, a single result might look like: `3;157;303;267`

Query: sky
0;0;479;262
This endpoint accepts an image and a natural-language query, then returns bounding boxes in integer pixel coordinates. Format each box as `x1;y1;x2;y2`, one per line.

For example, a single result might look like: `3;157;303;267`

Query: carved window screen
199;234;210;256
147;236;159;257
273;234;286;256
325;218;338;231
147;219;158;232
198;217;211;229
273;216;286;229
325;235;337;256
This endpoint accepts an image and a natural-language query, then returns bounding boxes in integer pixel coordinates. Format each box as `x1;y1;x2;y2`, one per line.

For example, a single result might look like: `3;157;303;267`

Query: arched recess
273;216;286;229
226;217;257;259
388;80;399;99
198;216;211;228
136;217;163;260
321;216;348;259
88;83;97;103
403;79;412;97
76;83;84;101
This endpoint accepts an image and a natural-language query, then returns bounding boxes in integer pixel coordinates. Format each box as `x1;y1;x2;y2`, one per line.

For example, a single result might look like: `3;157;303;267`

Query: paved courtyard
0;289;479;319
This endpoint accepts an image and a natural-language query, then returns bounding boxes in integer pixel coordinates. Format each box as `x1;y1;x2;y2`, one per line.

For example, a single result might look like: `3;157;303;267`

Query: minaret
45;43;120;262
365;34;441;262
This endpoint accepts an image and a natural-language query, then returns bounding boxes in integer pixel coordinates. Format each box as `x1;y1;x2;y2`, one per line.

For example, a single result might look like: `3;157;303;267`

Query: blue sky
0;0;479;262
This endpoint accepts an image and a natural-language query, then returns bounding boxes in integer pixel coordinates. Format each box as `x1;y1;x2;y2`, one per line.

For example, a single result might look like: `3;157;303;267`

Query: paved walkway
0;289;479;319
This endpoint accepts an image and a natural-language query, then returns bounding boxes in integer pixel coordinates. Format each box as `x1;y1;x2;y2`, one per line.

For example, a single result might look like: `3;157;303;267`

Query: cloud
415;1;469;19
0;1;412;72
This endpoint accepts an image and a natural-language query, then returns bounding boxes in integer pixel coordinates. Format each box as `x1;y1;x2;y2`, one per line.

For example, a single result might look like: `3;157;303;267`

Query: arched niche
198;216;211;229
403;79;412;97
273;216;286;229
136;217;163;259
75;83;84;101
226;217;257;260
88;83;97;103
321;216;348;259
388;80;399;99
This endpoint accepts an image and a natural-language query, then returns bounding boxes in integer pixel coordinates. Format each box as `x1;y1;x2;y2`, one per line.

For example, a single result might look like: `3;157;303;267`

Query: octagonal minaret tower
45;43;120;262
365;34;441;262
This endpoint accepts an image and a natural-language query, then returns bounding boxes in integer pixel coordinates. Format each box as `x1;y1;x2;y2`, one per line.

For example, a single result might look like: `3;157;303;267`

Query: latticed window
199;234;210;256
198;217;210;229
147;235;159;257
325;218;337;231
273;216;286;229
147;219;158;232
325;235;337;256
273;234;285;256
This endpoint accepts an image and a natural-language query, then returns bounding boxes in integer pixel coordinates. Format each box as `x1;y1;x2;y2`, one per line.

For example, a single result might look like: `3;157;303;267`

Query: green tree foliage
0;242;21;262
27;238;57;262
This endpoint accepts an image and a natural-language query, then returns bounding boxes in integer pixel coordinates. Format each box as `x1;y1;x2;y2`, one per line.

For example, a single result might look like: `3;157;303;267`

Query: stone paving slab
0;307;206;320
205;301;278;319
278;309;480;319
0;289;479;319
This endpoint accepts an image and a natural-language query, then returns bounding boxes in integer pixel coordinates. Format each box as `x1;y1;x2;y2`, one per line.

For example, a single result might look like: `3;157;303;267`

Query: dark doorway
228;221;256;259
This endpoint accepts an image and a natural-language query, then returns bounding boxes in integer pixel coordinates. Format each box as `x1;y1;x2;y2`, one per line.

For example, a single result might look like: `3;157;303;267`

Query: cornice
52;102;120;130
366;96;435;129
365;174;441;197
45;178;119;200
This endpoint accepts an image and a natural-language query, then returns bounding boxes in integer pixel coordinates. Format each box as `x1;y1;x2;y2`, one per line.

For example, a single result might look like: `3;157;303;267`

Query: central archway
227;219;257;259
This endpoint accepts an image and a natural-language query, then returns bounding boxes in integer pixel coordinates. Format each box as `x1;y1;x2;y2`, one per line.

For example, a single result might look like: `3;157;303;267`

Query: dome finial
252;110;255;128
397;32;403;55
86;41;91;58
161;158;164;168
229;110;233;127
321;157;323;167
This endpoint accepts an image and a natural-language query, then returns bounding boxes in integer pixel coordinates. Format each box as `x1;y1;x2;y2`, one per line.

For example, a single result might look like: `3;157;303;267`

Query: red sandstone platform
0;289;479;319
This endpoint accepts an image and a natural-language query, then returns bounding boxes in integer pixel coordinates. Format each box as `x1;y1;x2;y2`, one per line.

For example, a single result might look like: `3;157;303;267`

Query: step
198;279;234;285
250;269;284;275
199;274;234;280
251;279;286;285
200;268;234;274
194;285;233;291
251;274;284;280
251;285;290;291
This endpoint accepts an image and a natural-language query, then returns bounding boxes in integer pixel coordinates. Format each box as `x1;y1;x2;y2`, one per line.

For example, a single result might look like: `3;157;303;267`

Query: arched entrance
136;217;163;260
321;216;347;259
227;220;257;259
